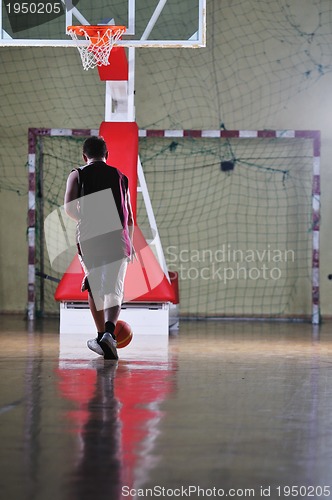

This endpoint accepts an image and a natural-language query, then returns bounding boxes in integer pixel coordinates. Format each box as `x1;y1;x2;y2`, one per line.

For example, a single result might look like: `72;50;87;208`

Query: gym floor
1;315;332;499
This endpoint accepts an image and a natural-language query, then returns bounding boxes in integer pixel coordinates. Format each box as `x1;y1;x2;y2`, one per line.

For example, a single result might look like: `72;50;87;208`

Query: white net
67;26;125;70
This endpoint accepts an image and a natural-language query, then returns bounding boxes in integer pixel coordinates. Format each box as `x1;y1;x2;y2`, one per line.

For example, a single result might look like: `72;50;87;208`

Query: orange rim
67;25;126;41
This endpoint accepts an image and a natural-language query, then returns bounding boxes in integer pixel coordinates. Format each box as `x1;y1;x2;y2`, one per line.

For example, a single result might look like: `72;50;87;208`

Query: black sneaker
99;332;118;360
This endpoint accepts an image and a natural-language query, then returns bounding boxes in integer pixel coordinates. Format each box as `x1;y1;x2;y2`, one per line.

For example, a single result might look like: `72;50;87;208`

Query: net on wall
35;133;313;318
0;0;328;316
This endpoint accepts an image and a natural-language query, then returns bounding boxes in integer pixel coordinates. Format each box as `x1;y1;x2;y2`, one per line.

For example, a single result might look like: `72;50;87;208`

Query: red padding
54;255;88;301
54;227;176;303
99;121;138;221
169;272;180;304
55;121;176;304
97;47;128;81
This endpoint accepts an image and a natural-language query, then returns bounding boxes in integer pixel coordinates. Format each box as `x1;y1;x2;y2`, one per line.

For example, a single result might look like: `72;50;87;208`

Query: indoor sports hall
1;1;332;498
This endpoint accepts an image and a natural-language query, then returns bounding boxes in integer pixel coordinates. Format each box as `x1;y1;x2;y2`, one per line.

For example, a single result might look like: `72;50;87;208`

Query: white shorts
78;253;128;308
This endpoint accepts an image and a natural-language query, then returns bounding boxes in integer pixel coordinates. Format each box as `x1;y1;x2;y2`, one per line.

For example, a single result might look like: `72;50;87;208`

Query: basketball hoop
67;25;126;70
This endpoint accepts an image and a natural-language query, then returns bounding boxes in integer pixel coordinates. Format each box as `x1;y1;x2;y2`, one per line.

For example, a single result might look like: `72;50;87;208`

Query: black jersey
73;161;131;260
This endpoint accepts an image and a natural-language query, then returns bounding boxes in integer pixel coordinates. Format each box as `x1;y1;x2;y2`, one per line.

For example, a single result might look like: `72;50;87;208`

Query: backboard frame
0;0;206;47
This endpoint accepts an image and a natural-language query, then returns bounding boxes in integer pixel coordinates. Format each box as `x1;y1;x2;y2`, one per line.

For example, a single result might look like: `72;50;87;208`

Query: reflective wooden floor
1;316;332;499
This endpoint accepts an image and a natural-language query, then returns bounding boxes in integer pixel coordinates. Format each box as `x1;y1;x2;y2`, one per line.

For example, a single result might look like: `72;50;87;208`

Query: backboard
0;0;206;47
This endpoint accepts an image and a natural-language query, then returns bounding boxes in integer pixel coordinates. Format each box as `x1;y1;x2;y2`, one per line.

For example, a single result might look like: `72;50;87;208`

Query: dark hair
83;136;108;159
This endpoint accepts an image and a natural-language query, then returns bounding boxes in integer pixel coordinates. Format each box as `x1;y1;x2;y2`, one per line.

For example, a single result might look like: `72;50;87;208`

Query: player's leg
99;303;120;360
104;305;121;335
88;292;105;332
78;251;105;355
87;291;105;356
99;259;128;360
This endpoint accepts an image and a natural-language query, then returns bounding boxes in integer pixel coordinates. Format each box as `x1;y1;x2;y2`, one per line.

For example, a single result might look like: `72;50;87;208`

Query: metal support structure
140;0;167;41
104;44;168;279
104;48;135;122
137;157;170;280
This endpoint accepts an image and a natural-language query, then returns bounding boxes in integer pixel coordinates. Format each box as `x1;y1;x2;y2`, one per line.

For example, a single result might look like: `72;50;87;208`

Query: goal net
31;129;319;321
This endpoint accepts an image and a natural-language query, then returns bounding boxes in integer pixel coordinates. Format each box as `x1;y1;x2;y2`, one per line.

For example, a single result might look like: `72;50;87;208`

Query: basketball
114;320;133;348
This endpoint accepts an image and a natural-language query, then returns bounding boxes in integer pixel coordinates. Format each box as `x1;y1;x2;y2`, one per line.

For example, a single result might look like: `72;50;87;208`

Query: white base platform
59;301;179;336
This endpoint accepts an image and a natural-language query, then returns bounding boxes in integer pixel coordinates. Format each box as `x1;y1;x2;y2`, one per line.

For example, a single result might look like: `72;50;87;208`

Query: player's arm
126;186;136;260
64;170;80;221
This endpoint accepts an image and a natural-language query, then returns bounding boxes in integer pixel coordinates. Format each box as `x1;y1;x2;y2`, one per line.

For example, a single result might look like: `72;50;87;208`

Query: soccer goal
28;128;320;324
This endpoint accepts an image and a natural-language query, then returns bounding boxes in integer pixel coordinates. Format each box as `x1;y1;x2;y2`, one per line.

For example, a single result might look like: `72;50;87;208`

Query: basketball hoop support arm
102;45;170;281
104;47;135;122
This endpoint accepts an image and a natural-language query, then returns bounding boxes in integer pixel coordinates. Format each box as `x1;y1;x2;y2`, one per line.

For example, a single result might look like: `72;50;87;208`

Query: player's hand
130;245;138;263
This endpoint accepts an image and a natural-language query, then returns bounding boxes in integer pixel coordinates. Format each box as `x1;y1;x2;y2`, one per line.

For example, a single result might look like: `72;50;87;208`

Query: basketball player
64;136;134;360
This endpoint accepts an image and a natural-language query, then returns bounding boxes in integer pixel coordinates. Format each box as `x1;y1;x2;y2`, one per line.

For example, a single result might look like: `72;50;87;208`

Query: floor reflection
60;362;121;500
57;351;176;500
2;318;332;499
